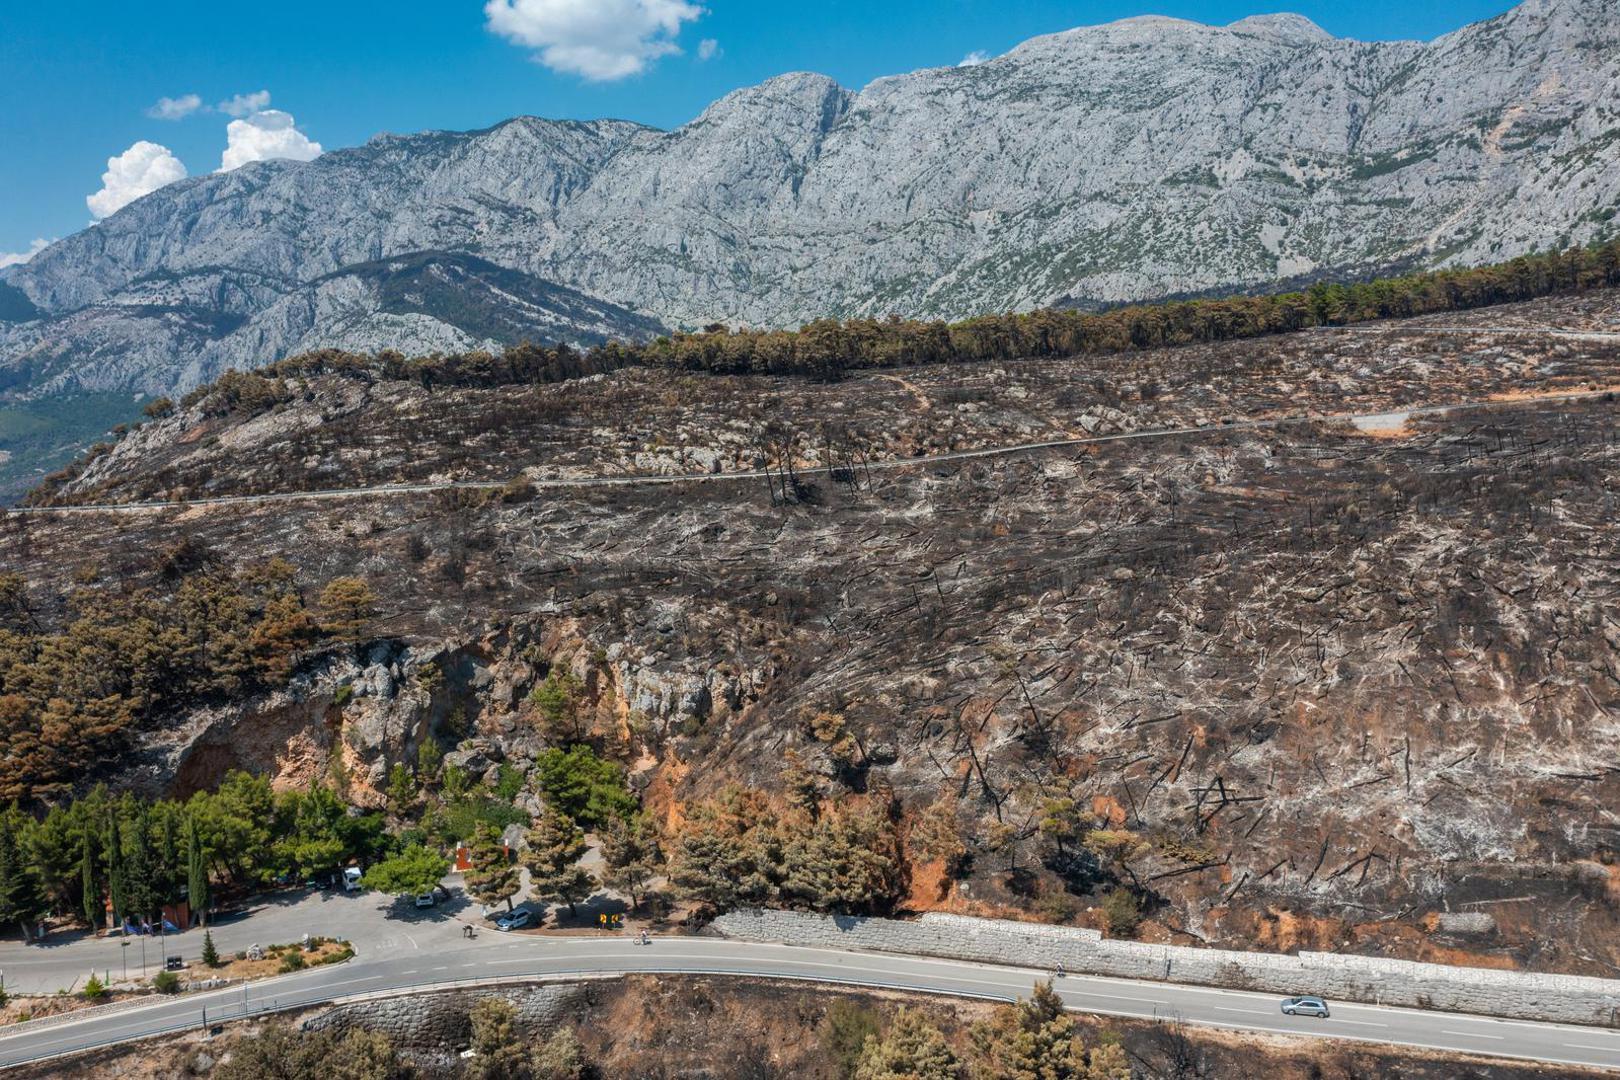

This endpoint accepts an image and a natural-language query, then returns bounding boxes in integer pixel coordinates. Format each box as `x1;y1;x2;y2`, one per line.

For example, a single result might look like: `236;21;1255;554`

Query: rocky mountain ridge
5;0;1619;396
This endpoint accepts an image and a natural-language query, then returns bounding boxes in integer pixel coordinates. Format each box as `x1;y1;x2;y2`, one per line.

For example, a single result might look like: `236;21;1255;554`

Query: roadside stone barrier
712;909;1620;1027
302;982;592;1048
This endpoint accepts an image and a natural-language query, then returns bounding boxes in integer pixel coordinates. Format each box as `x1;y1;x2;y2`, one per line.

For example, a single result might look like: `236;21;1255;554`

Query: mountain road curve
8;383;1619;517
1;934;1618;1071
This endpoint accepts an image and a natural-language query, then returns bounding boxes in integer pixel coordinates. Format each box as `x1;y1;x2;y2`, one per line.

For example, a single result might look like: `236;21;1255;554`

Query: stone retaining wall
302;982;592;1049
713;909;1620;1027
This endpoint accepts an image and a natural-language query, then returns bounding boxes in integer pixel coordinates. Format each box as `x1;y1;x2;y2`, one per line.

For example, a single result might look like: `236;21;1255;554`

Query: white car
343;867;364;892
414;891;438;909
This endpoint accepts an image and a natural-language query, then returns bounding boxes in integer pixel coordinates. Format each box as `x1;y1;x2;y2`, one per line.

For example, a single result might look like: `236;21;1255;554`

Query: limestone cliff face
129;620;754;816
3;0;1618;403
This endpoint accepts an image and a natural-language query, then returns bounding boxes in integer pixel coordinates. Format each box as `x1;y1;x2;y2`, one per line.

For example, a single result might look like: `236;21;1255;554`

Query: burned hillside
29;289;1620;507
3;290;1620;976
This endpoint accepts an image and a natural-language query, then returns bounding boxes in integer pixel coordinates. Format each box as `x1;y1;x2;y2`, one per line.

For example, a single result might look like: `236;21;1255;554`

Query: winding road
8;384;1619;518
2;933;1619;1072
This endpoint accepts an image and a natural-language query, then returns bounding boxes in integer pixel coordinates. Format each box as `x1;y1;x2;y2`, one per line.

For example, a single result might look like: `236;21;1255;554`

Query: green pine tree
969;981;1087;1080
855;1007;961;1080
0;821;45;941
201;929;220;968
463;822;520;913
522;808;593;918
598;813;661;911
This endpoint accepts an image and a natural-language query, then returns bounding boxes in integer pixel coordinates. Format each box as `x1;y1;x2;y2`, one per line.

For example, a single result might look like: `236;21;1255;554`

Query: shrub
495;762;525;802
278;950;306;973
1035;890;1082;924
1101;888;1142;938
81;974;108;1000
152;970;182;994
315;944;355;966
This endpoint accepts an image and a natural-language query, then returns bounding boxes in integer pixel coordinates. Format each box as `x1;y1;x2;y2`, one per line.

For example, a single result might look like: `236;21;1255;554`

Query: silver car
495;909;534;932
1280;996;1330;1018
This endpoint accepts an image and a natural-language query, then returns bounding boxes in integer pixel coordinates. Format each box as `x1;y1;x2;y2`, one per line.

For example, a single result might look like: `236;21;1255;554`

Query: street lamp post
120;939;129;981
140;933;147;977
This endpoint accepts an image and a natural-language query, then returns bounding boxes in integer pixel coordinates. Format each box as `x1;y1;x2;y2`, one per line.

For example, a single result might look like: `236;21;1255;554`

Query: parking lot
0;876;480;995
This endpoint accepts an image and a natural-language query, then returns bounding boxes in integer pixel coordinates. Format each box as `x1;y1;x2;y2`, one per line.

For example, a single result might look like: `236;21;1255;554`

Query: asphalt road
0;888;455;996
9;385;1619;518
2;934;1618;1072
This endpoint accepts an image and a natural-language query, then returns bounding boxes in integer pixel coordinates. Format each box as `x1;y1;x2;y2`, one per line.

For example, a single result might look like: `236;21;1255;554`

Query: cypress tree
124;805;158;923
80;830;98;928
201;929;219;968
158;807;180;905
186;816;209;927
106;814;126;928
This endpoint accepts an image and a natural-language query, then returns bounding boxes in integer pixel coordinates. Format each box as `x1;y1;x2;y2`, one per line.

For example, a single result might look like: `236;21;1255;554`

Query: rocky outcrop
3;0;1618;408
123;618;757;807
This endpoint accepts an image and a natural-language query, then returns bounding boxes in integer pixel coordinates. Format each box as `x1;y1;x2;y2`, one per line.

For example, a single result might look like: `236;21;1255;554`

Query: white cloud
219;109;323;172
485;0;705;81
147;93;203;120
0;238;51;269
86;142;188;219
217;90;272;118
958;50;990;67
697;37;720;61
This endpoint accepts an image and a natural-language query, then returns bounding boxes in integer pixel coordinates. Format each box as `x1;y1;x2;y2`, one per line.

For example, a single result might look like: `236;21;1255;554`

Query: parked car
343;866;364;892
1280;996;1330;1018
494;910;534;932
414;891;438;909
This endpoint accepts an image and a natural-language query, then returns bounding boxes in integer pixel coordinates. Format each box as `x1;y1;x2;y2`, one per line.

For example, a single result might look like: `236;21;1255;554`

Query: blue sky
0;0;1516;264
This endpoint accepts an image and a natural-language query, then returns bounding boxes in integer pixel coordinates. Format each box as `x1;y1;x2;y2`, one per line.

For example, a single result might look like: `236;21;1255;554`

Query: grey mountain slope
0;252;665;400
3;0;1619;409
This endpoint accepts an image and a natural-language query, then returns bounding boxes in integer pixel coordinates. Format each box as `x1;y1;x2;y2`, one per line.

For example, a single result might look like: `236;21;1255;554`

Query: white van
343;866;364;892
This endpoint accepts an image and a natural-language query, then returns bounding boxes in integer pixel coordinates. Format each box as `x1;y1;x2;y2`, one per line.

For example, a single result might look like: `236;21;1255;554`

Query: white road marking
1442;1030;1505;1040
1330;1019;1389;1028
